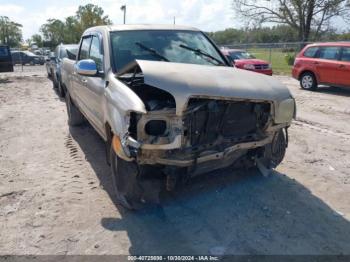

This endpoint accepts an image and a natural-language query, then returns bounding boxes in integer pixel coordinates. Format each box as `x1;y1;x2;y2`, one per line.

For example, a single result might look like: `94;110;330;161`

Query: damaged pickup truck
61;25;296;209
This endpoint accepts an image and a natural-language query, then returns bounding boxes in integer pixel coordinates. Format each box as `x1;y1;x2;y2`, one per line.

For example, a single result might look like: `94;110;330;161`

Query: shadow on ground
69;124;350;255
314;85;350;98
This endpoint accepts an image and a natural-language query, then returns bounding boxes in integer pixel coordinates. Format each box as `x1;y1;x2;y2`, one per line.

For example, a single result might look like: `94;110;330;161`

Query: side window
89;36;103;71
303;47;318;58
340;47;350;62
318;47;340;60
79;36;92;60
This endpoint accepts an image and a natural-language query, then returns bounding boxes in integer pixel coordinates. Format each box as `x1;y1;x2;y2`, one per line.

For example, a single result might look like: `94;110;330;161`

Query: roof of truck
84;24;200;34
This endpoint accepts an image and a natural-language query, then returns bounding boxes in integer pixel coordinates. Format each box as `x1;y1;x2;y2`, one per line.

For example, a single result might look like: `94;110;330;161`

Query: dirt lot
0;66;350;255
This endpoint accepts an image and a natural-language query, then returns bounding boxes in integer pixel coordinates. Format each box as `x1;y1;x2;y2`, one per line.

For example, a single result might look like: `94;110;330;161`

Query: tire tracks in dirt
293;117;350;140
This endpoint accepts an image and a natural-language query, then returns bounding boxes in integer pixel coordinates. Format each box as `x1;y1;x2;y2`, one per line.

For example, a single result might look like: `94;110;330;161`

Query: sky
0;0;348;41
0;0;240;40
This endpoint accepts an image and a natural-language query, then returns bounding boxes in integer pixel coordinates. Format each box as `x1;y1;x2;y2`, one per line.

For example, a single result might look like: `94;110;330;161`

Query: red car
221;48;273;75
292;42;350;90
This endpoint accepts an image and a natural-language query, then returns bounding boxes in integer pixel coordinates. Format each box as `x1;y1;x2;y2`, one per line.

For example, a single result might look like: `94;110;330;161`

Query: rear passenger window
318;47;340;60
304;47;318;58
341;47;350;62
79;37;92;60
89;36;103;71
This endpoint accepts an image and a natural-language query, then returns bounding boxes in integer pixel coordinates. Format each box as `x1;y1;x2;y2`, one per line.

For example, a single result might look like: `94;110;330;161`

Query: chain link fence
220;42;312;74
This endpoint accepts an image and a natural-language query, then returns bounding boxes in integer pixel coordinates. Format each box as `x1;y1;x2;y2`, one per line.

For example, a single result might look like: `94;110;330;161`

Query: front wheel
110;147;142;210
260;129;287;169
65;91;85;126
300;72;317;90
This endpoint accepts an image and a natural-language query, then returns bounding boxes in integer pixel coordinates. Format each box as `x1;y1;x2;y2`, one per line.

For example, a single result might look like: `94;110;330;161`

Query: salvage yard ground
0;66;350;255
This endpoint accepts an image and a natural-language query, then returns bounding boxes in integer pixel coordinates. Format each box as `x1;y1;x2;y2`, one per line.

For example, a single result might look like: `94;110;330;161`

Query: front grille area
254;64;269;70
184;99;271;147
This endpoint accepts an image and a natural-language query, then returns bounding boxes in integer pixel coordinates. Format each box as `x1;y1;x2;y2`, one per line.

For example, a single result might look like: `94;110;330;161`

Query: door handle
81;78;88;83
313;62;319;65
339;64;346;68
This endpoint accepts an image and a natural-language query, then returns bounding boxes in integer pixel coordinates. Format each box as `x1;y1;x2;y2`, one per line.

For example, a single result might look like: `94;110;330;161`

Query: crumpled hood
129;60;292;115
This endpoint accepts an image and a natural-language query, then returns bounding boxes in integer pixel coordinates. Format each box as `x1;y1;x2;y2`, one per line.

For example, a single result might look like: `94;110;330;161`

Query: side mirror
75;59;97;76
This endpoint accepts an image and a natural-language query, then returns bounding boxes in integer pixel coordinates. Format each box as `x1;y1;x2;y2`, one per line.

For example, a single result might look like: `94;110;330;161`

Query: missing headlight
145;120;167;136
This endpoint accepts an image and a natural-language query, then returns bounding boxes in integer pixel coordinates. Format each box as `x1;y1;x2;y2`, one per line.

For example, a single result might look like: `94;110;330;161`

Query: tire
300;72;317;90
53;76;59;89
110;147;142;210
261;129;287;169
57;81;65;98
65;92;85;126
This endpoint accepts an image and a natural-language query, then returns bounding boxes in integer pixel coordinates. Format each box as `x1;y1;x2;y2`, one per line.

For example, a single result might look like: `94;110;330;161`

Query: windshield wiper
179;44;225;66
135;42;169;62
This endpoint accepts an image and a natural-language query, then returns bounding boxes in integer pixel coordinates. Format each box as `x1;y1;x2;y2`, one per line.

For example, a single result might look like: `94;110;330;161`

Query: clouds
0;0;238;40
0;3;24;14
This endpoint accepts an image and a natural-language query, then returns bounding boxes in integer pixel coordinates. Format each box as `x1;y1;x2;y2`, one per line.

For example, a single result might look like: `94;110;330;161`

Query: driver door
80;35;105;132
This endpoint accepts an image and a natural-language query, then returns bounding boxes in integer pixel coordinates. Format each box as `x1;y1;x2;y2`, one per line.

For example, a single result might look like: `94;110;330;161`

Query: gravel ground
0;67;349;255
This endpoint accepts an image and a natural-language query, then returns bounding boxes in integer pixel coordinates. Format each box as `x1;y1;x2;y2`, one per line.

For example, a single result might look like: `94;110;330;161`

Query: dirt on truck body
61;25;296;209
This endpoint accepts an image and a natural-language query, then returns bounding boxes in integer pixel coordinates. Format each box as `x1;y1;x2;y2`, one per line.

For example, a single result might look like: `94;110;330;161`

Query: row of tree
208;25;350;45
0;16;22;47
233;0;350;42
2;2;350;49
35;4;112;48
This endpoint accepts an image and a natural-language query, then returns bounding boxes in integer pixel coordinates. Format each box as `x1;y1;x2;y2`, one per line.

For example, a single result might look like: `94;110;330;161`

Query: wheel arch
299;69;318;83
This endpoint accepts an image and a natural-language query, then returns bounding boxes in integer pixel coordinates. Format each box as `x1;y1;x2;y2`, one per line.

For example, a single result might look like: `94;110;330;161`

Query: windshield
110;30;226;71
229;51;255;60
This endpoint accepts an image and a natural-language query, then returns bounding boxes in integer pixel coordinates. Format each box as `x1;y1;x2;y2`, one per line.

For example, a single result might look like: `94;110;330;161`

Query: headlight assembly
274;98;295;124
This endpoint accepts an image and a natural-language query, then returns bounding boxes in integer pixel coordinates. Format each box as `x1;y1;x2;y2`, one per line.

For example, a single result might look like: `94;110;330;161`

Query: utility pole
173;16;176;25
120;5;126;24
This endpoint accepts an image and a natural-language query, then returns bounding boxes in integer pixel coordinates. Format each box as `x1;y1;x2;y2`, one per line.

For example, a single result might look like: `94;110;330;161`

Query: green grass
247;48;294;75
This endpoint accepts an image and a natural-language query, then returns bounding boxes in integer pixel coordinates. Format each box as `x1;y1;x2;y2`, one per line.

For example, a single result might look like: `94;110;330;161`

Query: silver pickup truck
61;25;295;209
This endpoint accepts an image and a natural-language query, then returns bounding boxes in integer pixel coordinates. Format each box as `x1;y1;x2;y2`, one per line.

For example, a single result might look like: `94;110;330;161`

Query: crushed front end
130;97;289;177
115;60;293;187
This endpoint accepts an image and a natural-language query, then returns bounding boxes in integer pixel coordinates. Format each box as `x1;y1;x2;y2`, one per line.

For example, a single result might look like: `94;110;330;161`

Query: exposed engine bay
117;62;289;178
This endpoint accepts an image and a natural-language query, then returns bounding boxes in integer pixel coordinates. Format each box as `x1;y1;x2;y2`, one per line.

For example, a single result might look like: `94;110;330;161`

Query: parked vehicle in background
45;52;56;78
11;51;45;65
221;48;273;75
0;45;14;72
292;42;350;90
51;44;78;97
34;50;42;56
61;25;295;209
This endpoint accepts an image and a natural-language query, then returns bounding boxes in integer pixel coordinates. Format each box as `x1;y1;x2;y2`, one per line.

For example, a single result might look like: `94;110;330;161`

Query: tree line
233;0;350;42
36;4;112;48
0;16;22;47
1;2;349;49
208;25;350;45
